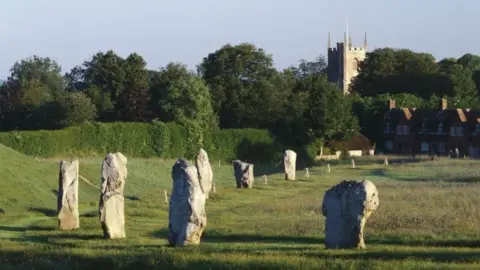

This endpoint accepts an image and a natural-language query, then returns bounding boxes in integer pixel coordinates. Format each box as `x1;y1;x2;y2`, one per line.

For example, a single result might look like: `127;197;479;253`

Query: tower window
353;59;359;71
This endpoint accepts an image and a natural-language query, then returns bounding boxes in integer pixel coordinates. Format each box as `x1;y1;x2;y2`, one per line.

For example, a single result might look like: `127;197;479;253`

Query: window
397;125;409;134
438;123;444;134
352;59;358;71
385;141;393;151
421;142;429;152
438;143;445;152
476;124;480;135
420;120;427;133
384;121;391;133
450;126;464;136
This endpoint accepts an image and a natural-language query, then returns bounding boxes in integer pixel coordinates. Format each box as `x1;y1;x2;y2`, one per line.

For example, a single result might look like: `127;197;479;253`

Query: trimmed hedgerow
0;121;315;164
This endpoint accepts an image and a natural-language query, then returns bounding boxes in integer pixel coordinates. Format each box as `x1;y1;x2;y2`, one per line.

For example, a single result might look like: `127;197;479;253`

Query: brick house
383;98;480;157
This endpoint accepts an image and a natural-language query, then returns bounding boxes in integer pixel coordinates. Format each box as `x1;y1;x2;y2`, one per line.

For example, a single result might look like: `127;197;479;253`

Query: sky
1;0;479;78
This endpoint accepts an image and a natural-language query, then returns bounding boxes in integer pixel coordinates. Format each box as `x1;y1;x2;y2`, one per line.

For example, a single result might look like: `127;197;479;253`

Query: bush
0;121;315;164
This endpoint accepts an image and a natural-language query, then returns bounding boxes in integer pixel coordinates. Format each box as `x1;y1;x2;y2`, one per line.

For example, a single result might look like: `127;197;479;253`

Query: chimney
441;98;447;110
388;99;396;110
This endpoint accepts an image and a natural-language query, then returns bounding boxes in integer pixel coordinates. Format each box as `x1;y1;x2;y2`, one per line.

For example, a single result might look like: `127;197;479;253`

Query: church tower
327;32;367;94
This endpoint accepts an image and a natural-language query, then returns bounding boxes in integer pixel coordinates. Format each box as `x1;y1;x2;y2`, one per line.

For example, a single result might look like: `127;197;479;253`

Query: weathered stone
195;148;213;199
168;158;207;246
57;159;80;230
321;180;379;249
233;160;254;188
284;150;297;180
99;152;127;239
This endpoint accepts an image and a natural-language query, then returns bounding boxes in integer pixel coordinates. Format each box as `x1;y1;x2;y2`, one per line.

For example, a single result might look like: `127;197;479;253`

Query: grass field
2;145;480;269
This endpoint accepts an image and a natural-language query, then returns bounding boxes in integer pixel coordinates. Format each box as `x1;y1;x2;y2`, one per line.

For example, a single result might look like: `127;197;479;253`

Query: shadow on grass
368;237;480;248
304;249;480;263
125;195;141;201
1;246;480;269
80;211;97;218
150;229;321;245
28;207;57;217
0;225;54;232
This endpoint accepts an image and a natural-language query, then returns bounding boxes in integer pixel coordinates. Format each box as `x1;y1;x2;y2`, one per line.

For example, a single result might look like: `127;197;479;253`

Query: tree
440;64;479;108
288;55;327;79
156;63;217;130
457;54;480;70
66;50;126;113
350;48;441;98
148;62;193;119
198;43;280;128
115;53;150;121
306;76;359;142
58;92;97;126
5;55;65;106
0;56;66;130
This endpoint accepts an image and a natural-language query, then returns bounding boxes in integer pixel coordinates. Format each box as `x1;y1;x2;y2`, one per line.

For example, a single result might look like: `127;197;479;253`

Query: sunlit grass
2;149;480;269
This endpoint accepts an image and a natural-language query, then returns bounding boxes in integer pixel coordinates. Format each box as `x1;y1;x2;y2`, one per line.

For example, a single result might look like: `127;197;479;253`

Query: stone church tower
327;32;367;94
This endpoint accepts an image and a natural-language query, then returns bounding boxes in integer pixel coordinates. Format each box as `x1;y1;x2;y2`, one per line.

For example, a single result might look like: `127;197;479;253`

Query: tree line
1;43;479;150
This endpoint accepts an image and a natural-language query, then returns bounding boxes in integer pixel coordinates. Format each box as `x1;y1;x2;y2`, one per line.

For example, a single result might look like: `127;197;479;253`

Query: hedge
0;121;316;164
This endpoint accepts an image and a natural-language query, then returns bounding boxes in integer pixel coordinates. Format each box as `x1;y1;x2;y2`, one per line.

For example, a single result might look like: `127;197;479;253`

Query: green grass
2;146;480;269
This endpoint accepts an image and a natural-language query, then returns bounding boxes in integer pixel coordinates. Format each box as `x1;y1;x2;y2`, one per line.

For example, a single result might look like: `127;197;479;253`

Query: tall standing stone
99;152;127;239
168;158;207;246
195;148;213;199
284;150;297;180
57;159;80;231
321;180;379;249
233;160;254;188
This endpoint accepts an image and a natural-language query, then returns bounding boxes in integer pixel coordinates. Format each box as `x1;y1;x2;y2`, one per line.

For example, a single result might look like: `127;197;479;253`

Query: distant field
1;145;480;269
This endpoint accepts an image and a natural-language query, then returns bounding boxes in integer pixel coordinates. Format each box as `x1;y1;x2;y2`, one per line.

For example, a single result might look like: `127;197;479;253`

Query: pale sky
1;0;478;78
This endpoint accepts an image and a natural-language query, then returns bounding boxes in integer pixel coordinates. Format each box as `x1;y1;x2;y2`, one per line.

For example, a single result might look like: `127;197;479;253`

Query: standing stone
384;157;388;165
233;160;254;188
99;152;127;239
195;148;213;199
321;180;379;249
57;159;80;231
284;150;297;180
168;158;207;246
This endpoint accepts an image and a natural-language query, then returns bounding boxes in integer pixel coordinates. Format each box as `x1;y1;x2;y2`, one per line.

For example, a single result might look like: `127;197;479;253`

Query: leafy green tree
5;55;65;106
351;48;441;98
457;54;480;70
157;63;217;130
439;63;479;108
198;43;280;128
115;53;150;121
289;55;327;79
58;92;97;126
307;76;359;142
66;50;126;113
